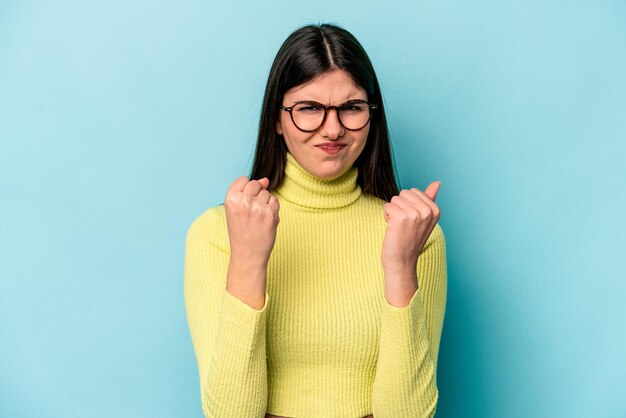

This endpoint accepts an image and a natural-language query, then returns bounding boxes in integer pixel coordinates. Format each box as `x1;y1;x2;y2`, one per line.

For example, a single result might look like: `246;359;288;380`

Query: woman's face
276;69;370;180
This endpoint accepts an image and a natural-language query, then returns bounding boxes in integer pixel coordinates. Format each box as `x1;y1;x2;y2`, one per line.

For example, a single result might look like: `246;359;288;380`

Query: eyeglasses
280;99;378;132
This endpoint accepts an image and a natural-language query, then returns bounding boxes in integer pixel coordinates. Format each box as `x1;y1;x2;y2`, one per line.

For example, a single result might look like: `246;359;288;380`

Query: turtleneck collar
274;151;362;209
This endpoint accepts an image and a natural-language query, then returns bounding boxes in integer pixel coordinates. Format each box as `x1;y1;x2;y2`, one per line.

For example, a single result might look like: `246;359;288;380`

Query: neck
274;151;361;209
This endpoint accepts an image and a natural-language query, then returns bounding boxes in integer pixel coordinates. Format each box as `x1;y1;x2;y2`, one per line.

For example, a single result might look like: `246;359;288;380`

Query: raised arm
372;223;448;417
184;207;271;417
184;176;280;417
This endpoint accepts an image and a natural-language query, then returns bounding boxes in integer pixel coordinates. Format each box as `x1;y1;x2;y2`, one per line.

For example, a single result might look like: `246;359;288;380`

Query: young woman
184;23;447;418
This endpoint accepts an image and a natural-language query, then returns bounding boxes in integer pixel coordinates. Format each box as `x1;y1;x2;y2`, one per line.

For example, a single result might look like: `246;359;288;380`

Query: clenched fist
381;181;441;274
224;176;281;268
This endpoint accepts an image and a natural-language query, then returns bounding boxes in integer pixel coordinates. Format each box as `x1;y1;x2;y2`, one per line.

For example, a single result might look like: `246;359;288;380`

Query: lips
316;143;346;154
315;143;347;148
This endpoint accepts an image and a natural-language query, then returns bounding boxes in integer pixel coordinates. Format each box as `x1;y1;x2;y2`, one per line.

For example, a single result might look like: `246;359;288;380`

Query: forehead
283;70;367;102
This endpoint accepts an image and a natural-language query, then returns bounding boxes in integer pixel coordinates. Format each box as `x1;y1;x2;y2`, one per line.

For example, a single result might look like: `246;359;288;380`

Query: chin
318;167;347;180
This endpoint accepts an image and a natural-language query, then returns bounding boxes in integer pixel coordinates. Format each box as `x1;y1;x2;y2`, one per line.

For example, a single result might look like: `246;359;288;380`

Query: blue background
1;1;625;417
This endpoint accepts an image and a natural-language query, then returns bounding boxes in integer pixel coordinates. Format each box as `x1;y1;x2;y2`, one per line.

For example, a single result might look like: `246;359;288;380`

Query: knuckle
224;194;238;206
397;210;410;221
241;195;254;208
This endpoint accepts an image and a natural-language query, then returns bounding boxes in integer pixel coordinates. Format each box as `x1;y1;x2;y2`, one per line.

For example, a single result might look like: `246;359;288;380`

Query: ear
276;120;283;135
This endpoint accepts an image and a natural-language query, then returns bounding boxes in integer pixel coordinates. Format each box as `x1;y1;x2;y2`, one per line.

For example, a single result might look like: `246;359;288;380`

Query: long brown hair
249;22;399;202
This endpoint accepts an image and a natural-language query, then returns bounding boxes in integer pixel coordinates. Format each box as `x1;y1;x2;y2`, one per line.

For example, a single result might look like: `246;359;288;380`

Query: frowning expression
276;69;370;180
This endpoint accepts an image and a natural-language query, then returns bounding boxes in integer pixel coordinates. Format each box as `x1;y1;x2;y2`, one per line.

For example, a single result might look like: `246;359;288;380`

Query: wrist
229;253;269;271
226;262;267;310
227;260;267;287
383;262;419;294
382;260;418;279
383;277;418;307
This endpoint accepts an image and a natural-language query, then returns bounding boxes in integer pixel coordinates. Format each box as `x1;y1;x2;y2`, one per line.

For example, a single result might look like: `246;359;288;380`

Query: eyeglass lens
291;102;372;131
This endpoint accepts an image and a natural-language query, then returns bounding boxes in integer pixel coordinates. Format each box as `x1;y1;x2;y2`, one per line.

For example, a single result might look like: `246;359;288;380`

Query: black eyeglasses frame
280;99;378;132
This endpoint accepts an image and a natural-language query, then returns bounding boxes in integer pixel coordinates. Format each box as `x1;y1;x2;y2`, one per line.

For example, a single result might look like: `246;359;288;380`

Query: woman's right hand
224;176;280;268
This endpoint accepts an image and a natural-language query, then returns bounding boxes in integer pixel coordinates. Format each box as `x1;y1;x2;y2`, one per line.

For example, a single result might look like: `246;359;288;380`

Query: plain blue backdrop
1;0;625;417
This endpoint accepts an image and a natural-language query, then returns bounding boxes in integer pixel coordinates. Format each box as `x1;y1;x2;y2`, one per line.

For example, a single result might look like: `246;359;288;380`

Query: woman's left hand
381;181;442;275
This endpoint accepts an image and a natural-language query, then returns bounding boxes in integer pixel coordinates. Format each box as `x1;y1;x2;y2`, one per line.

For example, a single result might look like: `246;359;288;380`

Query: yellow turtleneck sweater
184;151;447;418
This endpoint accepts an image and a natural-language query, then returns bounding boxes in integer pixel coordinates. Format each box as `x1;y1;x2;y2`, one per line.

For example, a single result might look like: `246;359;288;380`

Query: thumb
424;181;441;202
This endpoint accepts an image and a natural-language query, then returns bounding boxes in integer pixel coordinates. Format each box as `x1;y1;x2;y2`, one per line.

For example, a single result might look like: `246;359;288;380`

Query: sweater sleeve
183;207;270;418
372;222;448;418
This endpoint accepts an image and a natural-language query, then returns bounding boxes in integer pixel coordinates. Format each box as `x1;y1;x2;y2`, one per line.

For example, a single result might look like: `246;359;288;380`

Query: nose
319;107;344;139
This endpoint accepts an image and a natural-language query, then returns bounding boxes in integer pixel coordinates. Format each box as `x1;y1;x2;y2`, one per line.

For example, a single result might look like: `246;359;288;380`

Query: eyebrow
296;91;366;104
297;97;366;105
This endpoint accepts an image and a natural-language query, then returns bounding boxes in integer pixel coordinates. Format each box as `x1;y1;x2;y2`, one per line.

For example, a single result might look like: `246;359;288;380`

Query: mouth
316;144;347;154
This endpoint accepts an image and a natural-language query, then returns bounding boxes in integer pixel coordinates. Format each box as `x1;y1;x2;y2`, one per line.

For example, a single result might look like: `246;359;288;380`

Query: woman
184;23;447;418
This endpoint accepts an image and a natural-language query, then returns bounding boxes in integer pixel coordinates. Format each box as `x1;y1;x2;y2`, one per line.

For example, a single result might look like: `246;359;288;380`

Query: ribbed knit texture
184;151;447;418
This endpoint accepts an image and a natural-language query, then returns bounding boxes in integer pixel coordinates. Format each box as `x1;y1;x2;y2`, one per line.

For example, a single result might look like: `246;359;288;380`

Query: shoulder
185;204;229;252
431;222;446;245
187;204;225;230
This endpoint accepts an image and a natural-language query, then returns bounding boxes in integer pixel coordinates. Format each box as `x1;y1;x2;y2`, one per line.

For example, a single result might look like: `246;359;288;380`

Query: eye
295;103;323;113
341;102;367;112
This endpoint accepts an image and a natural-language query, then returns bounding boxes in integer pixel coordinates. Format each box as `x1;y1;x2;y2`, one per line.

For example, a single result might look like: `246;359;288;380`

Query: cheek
358;127;370;144
284;123;314;143
280;114;296;136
